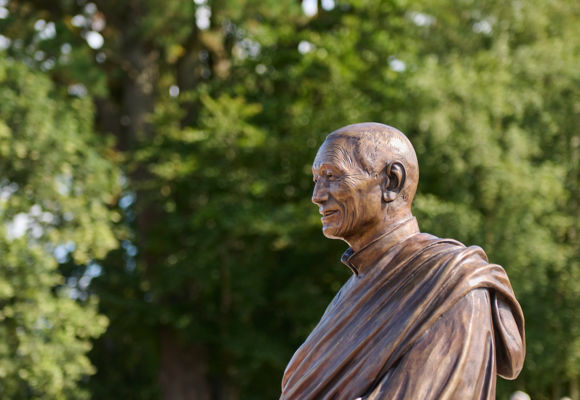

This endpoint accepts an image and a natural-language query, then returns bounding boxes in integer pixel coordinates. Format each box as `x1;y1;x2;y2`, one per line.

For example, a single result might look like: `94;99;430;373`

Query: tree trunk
117;17;214;400
571;377;579;400
159;329;211;400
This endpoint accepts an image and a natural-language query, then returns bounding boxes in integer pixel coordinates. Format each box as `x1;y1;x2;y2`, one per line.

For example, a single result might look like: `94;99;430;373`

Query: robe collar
341;217;420;276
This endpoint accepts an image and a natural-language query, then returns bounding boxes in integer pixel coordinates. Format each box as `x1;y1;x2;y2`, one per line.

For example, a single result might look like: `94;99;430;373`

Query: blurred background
0;0;578;399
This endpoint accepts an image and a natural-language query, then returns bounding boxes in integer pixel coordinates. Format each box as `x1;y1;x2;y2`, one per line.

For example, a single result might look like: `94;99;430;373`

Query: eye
326;170;335;180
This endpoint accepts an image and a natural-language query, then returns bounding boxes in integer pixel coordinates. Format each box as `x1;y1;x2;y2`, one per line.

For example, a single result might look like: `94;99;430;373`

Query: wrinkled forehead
312;136;359;172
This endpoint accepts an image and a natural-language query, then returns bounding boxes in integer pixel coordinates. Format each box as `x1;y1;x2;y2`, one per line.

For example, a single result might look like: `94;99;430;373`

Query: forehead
312;136;358;172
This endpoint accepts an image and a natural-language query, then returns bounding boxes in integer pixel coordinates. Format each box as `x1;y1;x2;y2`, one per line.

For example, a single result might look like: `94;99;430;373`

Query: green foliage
1;0;579;399
0;59;120;398
405;3;580;395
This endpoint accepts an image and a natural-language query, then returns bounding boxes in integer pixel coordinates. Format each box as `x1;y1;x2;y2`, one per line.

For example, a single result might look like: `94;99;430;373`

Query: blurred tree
0;59;120;398
0;0;578;399
405;1;580;398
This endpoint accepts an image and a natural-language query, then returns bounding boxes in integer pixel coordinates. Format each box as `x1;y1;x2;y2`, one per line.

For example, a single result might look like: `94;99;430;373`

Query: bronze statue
280;123;525;399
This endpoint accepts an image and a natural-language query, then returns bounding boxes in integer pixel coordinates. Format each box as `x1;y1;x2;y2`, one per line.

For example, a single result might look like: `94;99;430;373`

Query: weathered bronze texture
280;123;525;399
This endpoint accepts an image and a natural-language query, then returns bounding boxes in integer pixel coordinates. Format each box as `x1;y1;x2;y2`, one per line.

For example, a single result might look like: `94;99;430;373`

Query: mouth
320;209;338;218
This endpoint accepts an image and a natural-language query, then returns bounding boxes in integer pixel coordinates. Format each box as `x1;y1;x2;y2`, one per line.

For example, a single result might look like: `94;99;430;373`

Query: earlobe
383;191;397;202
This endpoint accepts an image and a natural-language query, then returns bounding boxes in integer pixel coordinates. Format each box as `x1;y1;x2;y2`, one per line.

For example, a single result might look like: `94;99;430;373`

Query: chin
322;226;344;241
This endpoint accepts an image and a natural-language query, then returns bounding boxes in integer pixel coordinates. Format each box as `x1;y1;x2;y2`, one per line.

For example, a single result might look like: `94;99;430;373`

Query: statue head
311;122;419;250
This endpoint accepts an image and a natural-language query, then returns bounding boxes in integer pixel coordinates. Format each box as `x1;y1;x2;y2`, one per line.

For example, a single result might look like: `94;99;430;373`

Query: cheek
344;190;373;223
330;182;356;202
337;194;359;230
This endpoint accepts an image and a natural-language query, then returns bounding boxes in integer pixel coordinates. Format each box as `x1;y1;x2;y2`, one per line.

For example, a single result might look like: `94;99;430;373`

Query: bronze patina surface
280;123;525;400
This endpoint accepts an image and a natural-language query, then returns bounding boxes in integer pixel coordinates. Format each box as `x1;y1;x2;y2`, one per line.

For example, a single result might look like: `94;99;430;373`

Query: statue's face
311;136;383;243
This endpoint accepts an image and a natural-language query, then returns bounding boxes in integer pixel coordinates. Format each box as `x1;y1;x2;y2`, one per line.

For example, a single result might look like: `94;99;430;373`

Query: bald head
312;123;419;249
326;122;419;208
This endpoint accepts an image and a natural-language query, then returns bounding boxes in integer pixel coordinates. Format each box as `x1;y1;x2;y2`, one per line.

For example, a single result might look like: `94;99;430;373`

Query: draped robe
280;218;525;400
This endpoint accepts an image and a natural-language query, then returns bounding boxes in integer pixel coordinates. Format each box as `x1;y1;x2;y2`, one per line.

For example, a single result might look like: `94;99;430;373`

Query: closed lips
321;210;338;217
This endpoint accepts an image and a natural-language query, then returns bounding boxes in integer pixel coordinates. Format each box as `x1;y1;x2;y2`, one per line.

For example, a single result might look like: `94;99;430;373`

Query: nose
312;180;329;205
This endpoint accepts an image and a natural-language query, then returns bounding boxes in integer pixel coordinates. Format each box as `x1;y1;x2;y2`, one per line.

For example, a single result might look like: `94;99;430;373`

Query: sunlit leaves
0;58;120;398
2;0;579;398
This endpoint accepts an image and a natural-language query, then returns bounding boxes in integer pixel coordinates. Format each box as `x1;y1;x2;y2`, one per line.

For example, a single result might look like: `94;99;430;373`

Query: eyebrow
313;146;357;172
312;163;343;174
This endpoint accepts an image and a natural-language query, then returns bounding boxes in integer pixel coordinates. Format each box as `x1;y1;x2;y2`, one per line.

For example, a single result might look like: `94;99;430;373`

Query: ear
381;161;406;203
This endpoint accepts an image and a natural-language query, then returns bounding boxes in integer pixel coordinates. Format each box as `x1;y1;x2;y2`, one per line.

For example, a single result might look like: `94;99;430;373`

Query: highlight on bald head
326;122;419;207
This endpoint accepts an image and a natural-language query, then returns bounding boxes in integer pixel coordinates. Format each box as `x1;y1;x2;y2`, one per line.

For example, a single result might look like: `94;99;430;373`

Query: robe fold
281;218;525;400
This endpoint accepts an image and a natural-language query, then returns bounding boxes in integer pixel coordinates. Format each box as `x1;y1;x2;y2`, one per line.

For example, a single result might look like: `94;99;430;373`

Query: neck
345;210;415;252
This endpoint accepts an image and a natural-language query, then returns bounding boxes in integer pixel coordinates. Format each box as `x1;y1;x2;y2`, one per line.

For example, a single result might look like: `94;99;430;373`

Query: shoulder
402;232;489;267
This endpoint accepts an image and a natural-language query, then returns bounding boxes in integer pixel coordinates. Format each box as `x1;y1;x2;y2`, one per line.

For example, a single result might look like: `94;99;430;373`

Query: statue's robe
281;218;525;400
